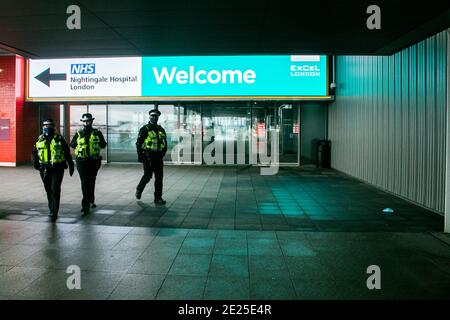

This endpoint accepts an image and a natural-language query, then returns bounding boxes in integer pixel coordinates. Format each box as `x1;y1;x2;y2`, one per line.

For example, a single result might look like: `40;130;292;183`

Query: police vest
142;125;166;152
35;134;66;165
75;129;101;158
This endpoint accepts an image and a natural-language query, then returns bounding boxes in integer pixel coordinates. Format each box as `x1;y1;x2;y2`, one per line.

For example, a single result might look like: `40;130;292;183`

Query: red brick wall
0;56;16;164
15;56;39;164
16;101;39;163
39;103;61;127
0;56;44;165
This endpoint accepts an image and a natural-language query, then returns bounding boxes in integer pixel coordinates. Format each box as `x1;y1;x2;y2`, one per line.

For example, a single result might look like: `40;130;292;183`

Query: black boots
82;205;90;215
136;188;165;205
154;198;166;205
80;204;95;213
48;212;57;222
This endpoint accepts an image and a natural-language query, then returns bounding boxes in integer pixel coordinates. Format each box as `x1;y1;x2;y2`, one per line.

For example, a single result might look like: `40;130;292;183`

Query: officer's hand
138;154;144;163
33;162;40;170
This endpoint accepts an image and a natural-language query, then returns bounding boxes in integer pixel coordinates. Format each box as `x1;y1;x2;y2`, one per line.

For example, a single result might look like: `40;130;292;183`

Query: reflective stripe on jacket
36;134;66;164
75;129;101;158
142;125;166;152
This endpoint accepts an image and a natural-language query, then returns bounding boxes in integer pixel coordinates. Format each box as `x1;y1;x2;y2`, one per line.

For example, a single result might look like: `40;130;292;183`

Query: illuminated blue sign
28;55;328;101
142;55;328;97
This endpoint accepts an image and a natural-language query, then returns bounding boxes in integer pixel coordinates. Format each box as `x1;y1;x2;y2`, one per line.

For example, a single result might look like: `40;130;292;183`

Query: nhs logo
71;63;95;74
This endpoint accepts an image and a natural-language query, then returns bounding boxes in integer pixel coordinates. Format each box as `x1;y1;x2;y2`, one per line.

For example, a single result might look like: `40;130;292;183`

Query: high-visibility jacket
75;129;101;158
142;125;166;152
35;134;66;165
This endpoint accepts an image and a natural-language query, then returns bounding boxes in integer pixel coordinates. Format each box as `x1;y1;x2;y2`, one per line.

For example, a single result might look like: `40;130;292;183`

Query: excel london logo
289;55;321;77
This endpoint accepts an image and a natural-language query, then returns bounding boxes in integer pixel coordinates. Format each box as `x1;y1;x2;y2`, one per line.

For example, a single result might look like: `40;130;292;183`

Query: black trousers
137;156;164;199
76;158;101;208
40;167;64;215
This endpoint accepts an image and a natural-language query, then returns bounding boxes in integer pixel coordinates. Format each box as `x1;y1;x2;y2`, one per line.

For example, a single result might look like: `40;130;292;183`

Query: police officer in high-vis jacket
136;109;168;205
32;119;74;221
70;113;107;215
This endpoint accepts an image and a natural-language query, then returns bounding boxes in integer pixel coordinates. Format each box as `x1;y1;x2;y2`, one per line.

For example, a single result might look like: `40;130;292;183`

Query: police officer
32;119;74;221
136;109;168;205
70;113;107;215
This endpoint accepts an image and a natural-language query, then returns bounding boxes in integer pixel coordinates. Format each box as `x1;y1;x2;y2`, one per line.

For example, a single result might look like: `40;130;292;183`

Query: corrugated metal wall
328;30;448;213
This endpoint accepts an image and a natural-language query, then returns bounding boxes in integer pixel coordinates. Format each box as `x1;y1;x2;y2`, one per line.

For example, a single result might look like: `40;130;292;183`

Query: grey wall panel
300;103;327;163
329;30;448;213
443;28;449;214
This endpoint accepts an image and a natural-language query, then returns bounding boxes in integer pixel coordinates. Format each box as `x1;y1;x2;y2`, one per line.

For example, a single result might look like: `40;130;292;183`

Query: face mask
83;120;93;127
149;116;158;125
43;127;55;136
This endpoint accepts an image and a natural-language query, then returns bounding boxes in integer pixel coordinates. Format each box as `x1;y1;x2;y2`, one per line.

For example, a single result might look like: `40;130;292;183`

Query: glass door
251;104;299;165
107;104;155;162
202;103;251;165
251;105;277;165
279;104;299;164
158;104;202;164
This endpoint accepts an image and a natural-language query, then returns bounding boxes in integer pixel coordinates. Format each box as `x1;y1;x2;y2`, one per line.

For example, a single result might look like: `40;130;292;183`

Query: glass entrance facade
158;104;202;164
202;103;251;165
108;104;154;162
63;102;300;165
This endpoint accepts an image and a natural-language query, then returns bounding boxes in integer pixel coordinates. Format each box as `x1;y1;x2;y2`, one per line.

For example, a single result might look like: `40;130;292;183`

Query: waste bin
316;140;331;168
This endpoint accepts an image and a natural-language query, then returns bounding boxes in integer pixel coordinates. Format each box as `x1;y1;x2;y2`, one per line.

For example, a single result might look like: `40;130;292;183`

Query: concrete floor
0;164;449;299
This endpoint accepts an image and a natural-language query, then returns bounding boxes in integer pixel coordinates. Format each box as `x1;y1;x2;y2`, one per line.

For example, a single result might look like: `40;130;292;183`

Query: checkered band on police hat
80;113;95;121
43;119;55;126
149;109;161;116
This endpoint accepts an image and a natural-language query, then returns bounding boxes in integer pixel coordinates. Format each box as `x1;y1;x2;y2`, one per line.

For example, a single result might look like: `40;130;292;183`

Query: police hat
149;109;161;116
80;113;95;121
43;119;55;126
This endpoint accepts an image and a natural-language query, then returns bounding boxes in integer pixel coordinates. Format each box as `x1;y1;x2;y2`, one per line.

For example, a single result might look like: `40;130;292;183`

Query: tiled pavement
0;165;443;231
0;165;449;299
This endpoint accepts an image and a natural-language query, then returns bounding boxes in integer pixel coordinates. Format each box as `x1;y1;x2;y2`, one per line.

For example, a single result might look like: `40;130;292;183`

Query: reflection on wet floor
0;165;443;232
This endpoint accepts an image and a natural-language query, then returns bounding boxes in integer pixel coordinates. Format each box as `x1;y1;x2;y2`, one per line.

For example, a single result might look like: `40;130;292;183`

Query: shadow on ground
0;165;444;232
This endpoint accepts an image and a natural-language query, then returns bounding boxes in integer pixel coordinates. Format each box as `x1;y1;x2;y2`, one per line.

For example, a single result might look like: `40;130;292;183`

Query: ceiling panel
0;0;447;58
